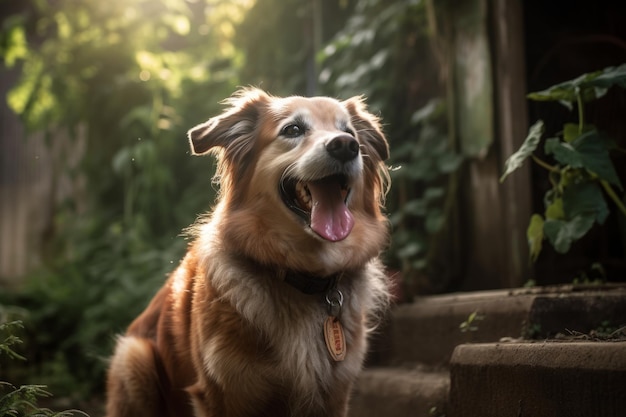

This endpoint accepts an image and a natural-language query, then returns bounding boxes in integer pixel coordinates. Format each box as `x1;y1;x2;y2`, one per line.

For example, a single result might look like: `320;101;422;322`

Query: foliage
0;318;87;417
236;0;353;95
1;0;250;398
459;310;484;333
428;405;446;417
1;319;25;362
318;0;463;285
1;0;463;400
388;99;462;275
501;64;626;262
318;0;411;105
1;238;186;397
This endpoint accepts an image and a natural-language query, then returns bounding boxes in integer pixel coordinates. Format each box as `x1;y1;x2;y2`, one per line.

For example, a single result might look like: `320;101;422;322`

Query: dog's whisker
354;126;377;132
280;162;299;184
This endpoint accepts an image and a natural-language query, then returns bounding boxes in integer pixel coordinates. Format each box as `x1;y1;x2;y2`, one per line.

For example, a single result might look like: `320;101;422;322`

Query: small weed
0;320;26;362
501;65;626;262
460;311;484;333
562;321;626;341
572;262;607;285
429;405;446;417
0;318;89;417
522;322;542;339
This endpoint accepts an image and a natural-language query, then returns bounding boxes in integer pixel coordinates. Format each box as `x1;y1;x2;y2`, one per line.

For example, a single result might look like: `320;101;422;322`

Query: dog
105;88;391;417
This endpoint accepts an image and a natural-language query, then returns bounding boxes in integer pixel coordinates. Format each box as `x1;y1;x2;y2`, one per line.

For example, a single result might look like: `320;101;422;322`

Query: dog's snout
326;135;360;162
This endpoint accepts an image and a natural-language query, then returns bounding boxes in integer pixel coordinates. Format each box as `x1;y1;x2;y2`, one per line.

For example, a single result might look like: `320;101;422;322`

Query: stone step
349;367;449;417
448;341;626;417
381;284;626;366
354;285;626;416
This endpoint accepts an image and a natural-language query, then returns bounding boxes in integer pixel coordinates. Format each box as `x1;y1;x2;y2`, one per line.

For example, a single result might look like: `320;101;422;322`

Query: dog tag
324;316;346;361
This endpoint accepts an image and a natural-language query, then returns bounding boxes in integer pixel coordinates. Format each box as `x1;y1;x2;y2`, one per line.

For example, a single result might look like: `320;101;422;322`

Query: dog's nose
326;135;360;162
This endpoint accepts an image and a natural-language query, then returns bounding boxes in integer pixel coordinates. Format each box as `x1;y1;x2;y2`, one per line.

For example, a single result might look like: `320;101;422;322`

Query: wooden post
490;0;532;287
459;0;531;289
447;0;532;290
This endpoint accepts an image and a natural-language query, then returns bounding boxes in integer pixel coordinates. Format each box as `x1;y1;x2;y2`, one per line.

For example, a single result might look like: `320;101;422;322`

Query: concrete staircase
349;284;626;417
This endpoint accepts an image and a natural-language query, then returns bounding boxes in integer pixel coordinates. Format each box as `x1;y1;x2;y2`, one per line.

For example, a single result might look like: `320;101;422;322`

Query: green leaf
563;123;579;143
572;131;622;189
540;175;610;254
527;72;599;105
544;137;579;166
425;210;444;234
527;64;626;107
545;197;564;220
388;211;404;227
112;148;131;175
1;21;29;68
527;214;544;263
423;187;445;201
544;214;596;253
583;63;626;91
562;181;609;224
396;242;424;259
527;89;575;105
403;199;428;216
437;152;463;173
544;130;622;189
500;120;544;182
562;123;595;143
410;99;442;125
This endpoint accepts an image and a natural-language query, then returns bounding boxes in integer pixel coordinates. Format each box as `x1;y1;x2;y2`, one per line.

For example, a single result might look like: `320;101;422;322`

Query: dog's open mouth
280;174;354;242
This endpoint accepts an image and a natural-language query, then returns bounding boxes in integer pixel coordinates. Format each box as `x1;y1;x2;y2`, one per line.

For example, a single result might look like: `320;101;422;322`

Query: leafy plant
318;0;463;290
428;405;446;417
0;320;26;362
236;0;354;96
0;319;87;417
1;0;250;400
388;99;462;275
501;64;626;262
0;234;187;398
522;322;542;340
459;310;484;333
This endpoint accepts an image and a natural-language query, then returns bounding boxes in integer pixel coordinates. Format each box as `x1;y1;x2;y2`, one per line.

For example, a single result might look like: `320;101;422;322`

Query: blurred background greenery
0;0;460;407
1;0;625;411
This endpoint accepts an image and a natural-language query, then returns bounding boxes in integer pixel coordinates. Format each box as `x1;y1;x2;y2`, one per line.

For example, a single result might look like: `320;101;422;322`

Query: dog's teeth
294;181;312;211
301;188;311;202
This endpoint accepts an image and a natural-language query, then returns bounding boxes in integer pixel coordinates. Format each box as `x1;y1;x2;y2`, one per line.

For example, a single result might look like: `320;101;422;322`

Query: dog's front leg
106;336;168;417
327;381;353;417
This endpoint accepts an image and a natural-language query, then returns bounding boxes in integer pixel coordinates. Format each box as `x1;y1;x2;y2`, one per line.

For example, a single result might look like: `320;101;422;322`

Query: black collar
284;270;340;295
236;253;343;295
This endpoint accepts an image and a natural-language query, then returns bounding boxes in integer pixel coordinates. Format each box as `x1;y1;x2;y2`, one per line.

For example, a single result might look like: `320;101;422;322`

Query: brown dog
105;88;391;417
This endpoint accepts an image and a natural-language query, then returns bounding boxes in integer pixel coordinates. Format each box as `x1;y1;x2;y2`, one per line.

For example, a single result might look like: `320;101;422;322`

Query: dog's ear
188;88;270;155
343;96;389;161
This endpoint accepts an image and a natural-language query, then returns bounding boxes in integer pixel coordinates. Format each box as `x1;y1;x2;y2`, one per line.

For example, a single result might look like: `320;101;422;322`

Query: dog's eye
281;124;305;138
344;127;356;137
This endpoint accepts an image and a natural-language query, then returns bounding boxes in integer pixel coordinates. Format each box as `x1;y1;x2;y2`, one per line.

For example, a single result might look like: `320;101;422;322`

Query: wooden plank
453;0;494;158
0;67;53;286
491;0;532;287
455;0;532;289
0;67;29;283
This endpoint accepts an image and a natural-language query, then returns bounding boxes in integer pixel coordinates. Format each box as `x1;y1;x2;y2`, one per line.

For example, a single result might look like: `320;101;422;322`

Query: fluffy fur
105;88;391;417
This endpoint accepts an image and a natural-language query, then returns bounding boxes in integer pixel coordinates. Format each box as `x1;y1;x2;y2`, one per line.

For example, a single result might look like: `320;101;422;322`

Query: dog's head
188;88;389;275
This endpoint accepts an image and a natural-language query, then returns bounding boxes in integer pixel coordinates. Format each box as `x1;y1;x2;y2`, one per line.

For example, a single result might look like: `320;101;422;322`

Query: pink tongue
307;178;354;242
